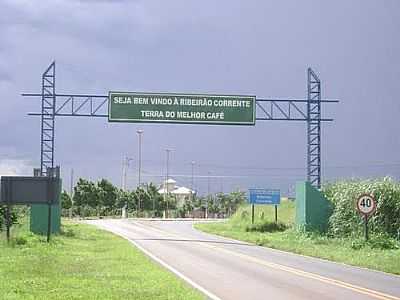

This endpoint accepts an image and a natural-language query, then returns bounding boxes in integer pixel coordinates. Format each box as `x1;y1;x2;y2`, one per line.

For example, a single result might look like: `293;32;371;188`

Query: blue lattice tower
307;68;322;188
40;62;56;176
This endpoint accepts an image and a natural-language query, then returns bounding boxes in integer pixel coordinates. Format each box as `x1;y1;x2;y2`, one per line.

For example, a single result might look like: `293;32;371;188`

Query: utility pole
206;171;211;219
165;149;172;219
69;168;74;218
137;129;144;216
191;161;195;200
121;156;133;218
190;161;195;218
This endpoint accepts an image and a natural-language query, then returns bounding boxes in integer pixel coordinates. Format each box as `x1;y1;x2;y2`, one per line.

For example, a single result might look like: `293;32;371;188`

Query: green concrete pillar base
30;204;61;235
295;181;332;232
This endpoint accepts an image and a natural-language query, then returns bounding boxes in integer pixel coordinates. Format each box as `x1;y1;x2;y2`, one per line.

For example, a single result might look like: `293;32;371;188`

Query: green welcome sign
108;92;256;125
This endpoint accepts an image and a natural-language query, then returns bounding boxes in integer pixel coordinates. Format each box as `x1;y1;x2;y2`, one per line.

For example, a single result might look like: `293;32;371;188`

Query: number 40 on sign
356;194;376;241
356;194;376;216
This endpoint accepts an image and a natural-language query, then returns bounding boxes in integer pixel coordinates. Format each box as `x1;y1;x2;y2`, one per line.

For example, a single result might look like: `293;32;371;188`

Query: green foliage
368;234;399;250
116;189;136;211
61;190;72;210
197;191;247;216
97;179;118;211
13;236;28;246
73;178;99;210
323;177;400;238
71;178;168;218
0;221;204;299
349;234;400;251
69;177;248;218
241;210;249;220
195;199;400;274
246;221;288;233
0;206;20;232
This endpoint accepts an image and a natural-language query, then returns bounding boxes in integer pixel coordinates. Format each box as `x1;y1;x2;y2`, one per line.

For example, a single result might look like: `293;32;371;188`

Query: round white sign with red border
356;194;376;216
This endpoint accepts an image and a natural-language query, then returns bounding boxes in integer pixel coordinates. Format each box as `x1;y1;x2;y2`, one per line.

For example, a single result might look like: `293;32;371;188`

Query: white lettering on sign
113;96;149;105
150;97;173;105
141;110;164;118
206;112;225;120
165;111;176;118
213;99;251;108
177;111;206;119
179;98;212;106
114;96;132;104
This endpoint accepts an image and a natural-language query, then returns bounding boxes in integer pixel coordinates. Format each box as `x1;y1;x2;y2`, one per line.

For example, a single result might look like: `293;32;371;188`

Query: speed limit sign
356;194;376;216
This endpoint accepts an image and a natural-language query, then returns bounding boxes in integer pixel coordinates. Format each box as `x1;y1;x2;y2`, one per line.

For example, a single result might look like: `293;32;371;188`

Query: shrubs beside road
324;177;400;239
196;178;400;274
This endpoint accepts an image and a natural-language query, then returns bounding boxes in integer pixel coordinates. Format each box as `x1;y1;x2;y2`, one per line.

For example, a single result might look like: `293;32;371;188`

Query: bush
323;177;400;239
368;234;399;250
0;206;21;232
246;221;288;233
61;227;76;238
14;236;28;246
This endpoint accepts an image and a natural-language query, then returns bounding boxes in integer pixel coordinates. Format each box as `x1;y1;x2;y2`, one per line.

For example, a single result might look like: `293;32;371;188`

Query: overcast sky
1;0;399;195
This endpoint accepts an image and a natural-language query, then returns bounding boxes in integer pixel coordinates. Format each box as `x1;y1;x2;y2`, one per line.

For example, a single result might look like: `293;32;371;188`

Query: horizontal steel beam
28;113;108;117
27;113;333;121
22;93;339;103
22;93;108;98
23;93;337;122
256;98;338;103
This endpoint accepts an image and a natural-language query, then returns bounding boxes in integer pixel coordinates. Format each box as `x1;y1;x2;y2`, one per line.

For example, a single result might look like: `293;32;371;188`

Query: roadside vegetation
0;218;204;300
58;178;246;219
196;178;400;275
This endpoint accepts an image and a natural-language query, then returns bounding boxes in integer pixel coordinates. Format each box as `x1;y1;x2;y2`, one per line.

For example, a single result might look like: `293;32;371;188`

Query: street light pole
206;171;211;219
190;161;195;218
165;148;172;219
191;161;195;192
122;156;133;218
137;129;144;216
69;168;74;219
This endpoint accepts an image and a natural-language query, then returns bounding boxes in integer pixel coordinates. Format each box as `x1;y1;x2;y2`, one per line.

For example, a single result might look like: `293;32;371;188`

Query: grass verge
0;220;204;300
195;201;400;275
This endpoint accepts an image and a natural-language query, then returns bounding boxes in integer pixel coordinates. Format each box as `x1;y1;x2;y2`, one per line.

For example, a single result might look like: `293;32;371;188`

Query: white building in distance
158;178;195;207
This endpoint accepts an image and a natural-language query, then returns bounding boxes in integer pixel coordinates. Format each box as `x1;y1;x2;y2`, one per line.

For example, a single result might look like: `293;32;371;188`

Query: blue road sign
248;188;281;205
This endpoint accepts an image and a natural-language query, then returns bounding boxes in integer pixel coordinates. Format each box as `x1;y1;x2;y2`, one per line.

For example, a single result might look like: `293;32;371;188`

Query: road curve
86;219;400;300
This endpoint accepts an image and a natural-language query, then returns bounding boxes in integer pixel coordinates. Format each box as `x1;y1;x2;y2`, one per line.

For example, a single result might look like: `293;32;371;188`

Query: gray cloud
0;0;399;195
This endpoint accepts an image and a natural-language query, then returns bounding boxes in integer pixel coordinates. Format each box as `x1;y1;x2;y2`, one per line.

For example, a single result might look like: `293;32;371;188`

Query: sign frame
355;194;376;217
108;91;256;126
248;188;281;205
0;176;61;205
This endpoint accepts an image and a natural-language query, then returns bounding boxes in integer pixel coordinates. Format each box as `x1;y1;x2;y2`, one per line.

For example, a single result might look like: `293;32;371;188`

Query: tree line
61;178;246;218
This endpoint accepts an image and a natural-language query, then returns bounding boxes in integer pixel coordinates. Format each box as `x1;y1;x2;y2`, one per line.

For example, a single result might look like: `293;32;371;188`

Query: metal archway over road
22;62;338;187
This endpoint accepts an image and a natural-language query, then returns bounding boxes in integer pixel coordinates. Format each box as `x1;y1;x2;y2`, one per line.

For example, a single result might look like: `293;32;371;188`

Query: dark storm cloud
0;71;12;83
0;0;399;193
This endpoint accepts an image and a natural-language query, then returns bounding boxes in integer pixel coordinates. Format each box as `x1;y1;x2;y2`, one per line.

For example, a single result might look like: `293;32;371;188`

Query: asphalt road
87;219;400;300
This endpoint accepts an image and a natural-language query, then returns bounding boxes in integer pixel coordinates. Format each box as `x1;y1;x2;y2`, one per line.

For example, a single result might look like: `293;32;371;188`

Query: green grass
0;219;204;300
195;201;400;275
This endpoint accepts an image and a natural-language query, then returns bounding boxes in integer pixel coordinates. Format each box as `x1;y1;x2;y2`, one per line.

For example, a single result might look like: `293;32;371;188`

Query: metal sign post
356;194;377;241
251;204;255;224
6;204;11;243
